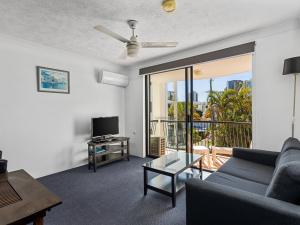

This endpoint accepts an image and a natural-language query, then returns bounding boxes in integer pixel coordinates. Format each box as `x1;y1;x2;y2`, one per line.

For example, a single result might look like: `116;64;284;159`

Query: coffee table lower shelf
144;169;202;207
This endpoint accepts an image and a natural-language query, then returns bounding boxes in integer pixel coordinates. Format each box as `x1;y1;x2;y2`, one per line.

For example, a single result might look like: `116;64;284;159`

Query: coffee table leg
172;175;176;207
199;158;203;180
144;168;148;196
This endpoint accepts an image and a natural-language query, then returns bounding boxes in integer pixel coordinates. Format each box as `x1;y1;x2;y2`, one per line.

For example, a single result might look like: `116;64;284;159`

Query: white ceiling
0;0;299;66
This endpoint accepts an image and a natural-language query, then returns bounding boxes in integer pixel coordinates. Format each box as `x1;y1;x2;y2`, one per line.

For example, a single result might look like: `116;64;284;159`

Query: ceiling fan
94;20;178;58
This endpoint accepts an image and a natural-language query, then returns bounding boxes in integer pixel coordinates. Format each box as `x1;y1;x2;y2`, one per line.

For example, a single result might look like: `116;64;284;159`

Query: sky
167;71;252;102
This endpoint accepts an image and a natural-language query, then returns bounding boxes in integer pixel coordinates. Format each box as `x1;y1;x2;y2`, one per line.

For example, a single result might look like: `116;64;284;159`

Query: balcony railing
150;120;252;150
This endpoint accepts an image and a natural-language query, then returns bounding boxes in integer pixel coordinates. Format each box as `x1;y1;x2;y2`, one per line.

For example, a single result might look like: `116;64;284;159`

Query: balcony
150;120;252;171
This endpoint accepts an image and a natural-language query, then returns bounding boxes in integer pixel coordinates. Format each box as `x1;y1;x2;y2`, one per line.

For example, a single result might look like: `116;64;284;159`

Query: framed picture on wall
37;66;70;94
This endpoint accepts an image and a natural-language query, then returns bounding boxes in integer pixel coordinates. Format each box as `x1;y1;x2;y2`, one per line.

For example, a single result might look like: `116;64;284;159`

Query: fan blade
94;25;130;43
141;42;177;48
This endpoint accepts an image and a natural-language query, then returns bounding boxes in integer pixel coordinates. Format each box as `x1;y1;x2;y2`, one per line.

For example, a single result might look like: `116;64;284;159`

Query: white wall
0;35;127;178
125;19;300;157
253;28;300;150
124;75;144;157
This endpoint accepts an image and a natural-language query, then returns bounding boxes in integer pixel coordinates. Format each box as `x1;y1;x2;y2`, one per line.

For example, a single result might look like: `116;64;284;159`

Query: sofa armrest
186;179;300;225
233;147;279;166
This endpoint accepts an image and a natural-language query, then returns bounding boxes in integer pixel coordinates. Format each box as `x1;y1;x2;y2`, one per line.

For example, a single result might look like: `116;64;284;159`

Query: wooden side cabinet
87;137;130;172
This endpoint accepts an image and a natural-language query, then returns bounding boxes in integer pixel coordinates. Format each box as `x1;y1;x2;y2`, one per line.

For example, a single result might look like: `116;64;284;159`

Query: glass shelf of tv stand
89;145;127;156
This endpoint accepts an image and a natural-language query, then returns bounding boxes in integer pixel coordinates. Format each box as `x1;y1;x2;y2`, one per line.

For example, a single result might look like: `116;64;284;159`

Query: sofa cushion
266;149;300;204
206;172;268;195
276;137;300;166
282;137;300;152
218;157;274;185
276;145;300;172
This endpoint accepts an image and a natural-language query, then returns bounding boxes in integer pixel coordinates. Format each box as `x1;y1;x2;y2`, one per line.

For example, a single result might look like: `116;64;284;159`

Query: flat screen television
92;116;119;138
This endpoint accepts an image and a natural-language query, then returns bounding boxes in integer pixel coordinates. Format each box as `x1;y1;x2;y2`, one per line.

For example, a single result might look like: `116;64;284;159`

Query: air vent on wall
98;70;129;87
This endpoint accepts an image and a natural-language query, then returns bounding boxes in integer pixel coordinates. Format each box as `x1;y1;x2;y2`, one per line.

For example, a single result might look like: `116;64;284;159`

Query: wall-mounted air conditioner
98;70;129;87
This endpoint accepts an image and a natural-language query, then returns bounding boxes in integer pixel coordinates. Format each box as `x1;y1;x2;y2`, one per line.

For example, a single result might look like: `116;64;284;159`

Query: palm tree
207;87;252;122
206;86;252;147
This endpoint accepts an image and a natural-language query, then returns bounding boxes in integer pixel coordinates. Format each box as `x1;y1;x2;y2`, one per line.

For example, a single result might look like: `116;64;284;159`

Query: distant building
186;91;199;101
193;91;198;102
168;91;175;101
227;80;243;90
195;102;207;113
244;80;252;88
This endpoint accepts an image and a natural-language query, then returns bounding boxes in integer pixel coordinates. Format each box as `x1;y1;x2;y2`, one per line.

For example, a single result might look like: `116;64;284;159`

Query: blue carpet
38;157;186;225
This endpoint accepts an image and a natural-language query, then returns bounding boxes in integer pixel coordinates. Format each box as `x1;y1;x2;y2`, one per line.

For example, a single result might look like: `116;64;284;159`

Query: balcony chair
211;146;232;164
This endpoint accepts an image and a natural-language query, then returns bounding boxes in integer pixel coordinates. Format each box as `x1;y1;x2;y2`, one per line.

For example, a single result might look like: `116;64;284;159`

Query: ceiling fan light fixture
162;0;176;13
127;43;139;57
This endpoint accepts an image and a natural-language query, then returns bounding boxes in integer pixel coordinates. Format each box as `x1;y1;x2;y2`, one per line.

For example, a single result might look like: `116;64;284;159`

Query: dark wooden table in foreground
0;170;62;225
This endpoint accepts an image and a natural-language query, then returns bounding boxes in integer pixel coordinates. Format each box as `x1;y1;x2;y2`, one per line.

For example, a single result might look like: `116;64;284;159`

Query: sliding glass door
146;67;193;157
145;53;253;171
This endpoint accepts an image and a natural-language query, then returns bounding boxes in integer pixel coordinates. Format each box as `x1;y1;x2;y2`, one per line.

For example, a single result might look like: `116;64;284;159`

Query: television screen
92;116;119;137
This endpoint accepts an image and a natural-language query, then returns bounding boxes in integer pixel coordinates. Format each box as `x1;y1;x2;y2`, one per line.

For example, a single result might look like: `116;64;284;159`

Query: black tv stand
87;137;130;172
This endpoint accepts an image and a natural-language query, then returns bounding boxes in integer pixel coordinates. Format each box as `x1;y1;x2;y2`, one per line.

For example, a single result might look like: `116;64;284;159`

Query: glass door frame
145;66;194;157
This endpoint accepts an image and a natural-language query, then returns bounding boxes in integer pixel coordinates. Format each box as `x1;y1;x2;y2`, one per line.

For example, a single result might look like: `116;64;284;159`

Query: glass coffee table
143;152;202;207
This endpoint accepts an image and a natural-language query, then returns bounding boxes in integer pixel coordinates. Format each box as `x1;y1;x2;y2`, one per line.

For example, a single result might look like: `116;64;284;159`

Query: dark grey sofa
186;137;300;225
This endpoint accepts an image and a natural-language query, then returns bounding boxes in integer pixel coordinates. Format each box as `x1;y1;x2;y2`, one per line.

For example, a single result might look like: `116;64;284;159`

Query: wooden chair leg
212;149;217;166
33;216;44;225
205;151;211;169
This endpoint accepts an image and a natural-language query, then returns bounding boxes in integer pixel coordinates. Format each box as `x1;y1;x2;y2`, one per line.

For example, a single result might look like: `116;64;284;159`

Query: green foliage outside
167;86;252;148
206;87;252;122
206;86;252;147
168;102;202;143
